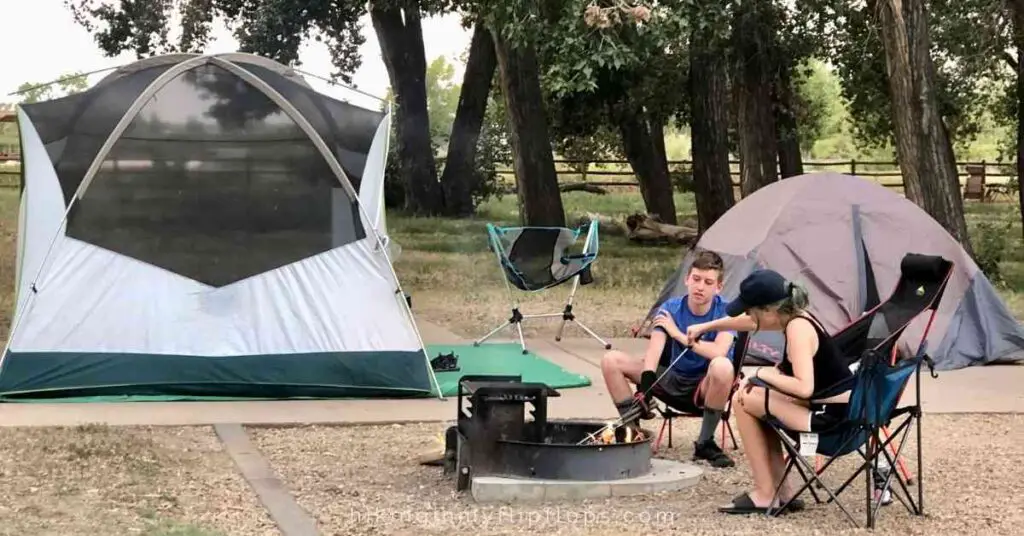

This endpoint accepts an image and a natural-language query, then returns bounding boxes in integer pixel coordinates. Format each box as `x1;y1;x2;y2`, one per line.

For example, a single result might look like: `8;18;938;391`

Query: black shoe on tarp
431;352;459;372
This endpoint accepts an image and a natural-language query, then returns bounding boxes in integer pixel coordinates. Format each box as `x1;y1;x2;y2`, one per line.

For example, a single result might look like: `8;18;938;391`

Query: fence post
850;159;857;176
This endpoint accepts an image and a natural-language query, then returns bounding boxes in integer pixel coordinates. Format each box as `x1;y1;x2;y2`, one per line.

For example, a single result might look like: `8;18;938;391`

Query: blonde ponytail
775;281;809;315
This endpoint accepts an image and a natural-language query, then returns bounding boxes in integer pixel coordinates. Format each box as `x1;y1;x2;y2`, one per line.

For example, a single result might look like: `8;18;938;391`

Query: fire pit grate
442;375;654;491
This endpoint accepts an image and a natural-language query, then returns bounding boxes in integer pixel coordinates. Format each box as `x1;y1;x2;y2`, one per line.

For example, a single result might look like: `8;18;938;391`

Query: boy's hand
634;370;657;419
652;311;685;343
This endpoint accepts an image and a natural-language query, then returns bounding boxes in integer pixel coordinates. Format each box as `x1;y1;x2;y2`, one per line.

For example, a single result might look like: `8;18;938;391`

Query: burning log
588;421;646;445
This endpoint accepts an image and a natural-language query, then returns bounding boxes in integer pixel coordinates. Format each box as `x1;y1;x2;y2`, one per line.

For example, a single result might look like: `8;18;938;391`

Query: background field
384;187;1024;341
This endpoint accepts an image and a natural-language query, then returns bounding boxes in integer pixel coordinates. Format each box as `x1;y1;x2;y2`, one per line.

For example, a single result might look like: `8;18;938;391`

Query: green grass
388;189;1024;339
0;182;1016;340
142;520;226;536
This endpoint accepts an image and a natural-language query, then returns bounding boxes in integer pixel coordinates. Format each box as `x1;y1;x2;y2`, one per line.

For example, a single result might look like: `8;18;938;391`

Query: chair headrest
900;253;953;283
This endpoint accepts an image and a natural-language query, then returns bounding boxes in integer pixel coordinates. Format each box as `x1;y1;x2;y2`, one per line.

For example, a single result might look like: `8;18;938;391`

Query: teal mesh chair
474;220;610;354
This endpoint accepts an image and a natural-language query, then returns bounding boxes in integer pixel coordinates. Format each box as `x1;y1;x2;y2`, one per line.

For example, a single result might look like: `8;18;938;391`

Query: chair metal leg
514;316;527;354
551;259;611;350
474;308;529;354
560;312;612;350
721;419;738;450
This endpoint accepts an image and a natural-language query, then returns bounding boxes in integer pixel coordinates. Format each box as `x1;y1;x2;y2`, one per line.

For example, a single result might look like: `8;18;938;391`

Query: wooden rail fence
0;157;1018;198
494;158;1019;191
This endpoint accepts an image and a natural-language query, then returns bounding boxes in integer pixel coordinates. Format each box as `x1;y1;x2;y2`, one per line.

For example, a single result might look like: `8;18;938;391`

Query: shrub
972;215;1016;285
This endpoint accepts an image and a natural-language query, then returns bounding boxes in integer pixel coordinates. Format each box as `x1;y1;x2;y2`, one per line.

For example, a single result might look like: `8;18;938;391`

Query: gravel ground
0;424;278;536
251;413;1024;536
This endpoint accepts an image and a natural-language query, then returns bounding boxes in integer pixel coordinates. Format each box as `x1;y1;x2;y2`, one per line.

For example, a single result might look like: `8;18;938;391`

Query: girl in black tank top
778;312;853;400
684;268;855;514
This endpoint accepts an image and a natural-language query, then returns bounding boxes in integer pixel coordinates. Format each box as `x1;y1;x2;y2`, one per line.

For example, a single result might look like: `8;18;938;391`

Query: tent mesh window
45;62;365;287
25;63;176;204
241;63;384;192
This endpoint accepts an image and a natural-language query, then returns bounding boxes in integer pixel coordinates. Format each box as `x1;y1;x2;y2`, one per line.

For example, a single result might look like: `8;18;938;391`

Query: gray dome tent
2;53;437;400
646;172;1024;371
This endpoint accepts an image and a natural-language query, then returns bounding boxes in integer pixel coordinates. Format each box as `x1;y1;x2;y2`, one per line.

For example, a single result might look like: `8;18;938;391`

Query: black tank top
778;312;853;399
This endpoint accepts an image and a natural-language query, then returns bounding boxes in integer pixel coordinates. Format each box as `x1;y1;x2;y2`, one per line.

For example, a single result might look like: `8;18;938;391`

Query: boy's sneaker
693;439;735;468
873;468;893;505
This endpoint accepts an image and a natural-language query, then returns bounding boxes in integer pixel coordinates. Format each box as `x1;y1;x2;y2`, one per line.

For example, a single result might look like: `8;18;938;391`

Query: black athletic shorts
807;402;849;433
650;365;706;415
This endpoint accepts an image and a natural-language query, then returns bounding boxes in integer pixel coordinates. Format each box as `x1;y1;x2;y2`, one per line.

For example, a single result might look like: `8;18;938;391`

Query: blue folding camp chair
753;253;954;528
473;220;610;354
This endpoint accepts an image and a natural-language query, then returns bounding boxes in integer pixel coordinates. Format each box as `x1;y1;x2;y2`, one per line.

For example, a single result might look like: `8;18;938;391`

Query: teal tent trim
0;349;433;400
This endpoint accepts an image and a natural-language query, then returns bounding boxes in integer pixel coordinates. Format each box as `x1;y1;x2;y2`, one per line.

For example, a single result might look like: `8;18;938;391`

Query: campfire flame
592;421;645;445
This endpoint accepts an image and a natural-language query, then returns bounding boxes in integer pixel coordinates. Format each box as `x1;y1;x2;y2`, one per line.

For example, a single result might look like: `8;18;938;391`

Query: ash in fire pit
434;375;701;502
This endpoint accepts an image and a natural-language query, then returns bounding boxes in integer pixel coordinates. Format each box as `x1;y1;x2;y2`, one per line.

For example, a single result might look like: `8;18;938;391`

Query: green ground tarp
428;343;592;396
0;343;591;402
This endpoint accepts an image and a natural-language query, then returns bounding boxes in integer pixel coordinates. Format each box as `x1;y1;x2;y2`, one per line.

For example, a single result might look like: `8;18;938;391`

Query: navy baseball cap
725;269;792;316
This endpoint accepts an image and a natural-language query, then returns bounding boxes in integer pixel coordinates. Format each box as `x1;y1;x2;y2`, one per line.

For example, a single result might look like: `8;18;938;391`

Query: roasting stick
577;343;699;445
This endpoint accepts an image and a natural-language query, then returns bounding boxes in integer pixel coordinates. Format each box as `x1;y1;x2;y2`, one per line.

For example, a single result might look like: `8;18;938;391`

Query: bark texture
689;5;736;234
371;3;443;215
774;61;804;178
876;0;974;255
617;109;678;224
491;30;566;227
1011;0;1024;240
733;0;780;196
439;23;497;216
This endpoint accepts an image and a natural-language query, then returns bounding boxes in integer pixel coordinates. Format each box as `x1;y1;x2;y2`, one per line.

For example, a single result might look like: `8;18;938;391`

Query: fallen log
625;213;698;246
560;182;608;194
575;212;629;236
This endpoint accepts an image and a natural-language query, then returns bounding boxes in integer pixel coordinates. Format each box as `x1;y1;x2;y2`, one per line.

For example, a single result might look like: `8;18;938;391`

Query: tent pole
2;55;211;375
0;110;92;375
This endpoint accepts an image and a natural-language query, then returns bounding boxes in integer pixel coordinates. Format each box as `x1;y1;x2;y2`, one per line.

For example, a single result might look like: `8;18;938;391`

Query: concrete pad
912;363;1024;413
214;423;320;536
1;331;1020;428
416;318;468;345
0;397;458;427
470;458;703;503
552;337;650;368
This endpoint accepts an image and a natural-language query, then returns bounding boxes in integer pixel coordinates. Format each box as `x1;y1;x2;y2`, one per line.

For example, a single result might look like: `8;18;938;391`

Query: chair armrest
560;252;597;264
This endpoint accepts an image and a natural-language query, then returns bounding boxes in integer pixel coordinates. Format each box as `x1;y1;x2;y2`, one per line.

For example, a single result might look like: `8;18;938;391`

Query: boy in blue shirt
601;250;737;467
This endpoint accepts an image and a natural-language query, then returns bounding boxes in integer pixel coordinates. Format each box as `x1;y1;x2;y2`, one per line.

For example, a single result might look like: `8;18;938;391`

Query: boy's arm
643;330;668;372
686;314;758;340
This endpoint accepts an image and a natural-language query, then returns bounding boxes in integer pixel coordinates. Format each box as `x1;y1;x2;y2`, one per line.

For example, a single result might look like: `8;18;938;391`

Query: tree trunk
775;61;804;178
689;6;736;234
1011;0;1024;241
733;0;779;197
491;29;565;227
371;3;443;215
876;0;974;255
617;109;678;224
439;23;497;216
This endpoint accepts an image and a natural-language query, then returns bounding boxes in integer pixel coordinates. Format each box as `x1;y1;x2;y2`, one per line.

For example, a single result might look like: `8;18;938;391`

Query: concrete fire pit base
469;458;703;503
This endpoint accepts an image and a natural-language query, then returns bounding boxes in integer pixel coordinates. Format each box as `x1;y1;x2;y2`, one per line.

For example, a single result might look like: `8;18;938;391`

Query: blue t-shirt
654;294;735;378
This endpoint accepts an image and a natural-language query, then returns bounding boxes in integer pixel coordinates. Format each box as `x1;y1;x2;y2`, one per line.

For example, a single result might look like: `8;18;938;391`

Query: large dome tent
2;52;437;400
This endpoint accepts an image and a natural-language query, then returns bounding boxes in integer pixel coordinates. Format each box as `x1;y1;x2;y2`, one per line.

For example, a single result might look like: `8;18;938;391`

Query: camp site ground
0;53;1022;536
